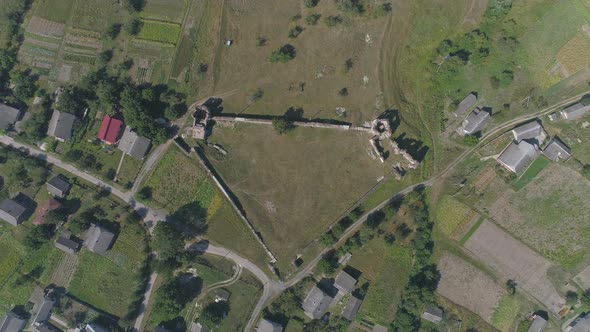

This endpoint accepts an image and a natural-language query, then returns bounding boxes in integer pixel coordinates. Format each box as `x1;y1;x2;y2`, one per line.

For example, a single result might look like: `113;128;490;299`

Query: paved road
133;272;158;331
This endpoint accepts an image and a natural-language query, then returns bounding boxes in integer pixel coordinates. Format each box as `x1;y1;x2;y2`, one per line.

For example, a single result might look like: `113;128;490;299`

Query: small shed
342;296;362;321
527;315;547;332
54;230;80;254
455;93;477;117
83;224;115;255
215;289;230;302
542;137;571;162
421;306;443;324
334;270;357;294
560;103;589;120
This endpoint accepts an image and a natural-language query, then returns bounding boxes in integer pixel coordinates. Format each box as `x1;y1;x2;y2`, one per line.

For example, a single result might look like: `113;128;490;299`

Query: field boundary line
459;216;484;245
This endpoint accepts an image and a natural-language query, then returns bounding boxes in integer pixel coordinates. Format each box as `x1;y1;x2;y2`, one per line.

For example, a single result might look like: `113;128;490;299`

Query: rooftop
47;176;71;196
0;198;27;226
512;120;543;142
497;140;538;174
0;311;26;332
118;127;151;159
527;315;547;332
257;318;283;332
461;108;490;135
47;110;76;141
302;286;334;319
455;93;477;117
334;270;357;294
421;306;443;324
342;296;362;321
97;115;123;144
0;103;22;130
543;137;571;162
561;103;589;120
84;224;115;255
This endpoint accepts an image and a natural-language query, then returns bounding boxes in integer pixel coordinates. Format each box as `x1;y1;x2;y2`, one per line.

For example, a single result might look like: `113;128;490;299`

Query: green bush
272;118;294;134
269;44;296;63
304;0;319;8
324;15;343;27
305;13;322;25
288;26;304;38
335;0;364;13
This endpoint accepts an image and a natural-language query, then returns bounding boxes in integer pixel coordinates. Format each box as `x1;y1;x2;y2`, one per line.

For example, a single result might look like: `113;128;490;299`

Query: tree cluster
270;44;297;63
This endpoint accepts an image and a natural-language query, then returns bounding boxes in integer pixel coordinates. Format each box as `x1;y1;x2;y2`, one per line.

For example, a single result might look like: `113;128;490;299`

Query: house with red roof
97;115;123;145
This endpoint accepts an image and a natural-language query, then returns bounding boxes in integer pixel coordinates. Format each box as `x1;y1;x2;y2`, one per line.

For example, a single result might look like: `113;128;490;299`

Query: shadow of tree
393;132;429;162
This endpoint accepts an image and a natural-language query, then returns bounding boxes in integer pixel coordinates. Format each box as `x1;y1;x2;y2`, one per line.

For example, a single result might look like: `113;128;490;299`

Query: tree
12;70;37;102
105;23;122;39
152;277;202;323
200;301;230;329
256;35;267;47
98;50;113;64
96;80;119;110
152;222;184;262
316;251;339;275
463;134;479;146
272;118;294;134
68;214;91;234
56;89;85;116
126;18;142;35
137;186;152;201
582;164;590;180
45;207;69;224
288;26;304;38
506;279;517;294
306;13;321;25
372;3;392;18
24;225;54;250
335;0;364;14
324;15;343;27
566;291;579;307
269;44;296;63
338;87;349;96
125;0;145;12
304;0;319;8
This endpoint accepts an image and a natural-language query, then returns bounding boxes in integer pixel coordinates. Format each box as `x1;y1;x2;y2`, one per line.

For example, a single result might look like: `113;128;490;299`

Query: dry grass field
489;163;590;268
463;220;566;314
556;31;590;77
434;195;479;238
207;123;391;265
207;0;392;125
437;252;505;324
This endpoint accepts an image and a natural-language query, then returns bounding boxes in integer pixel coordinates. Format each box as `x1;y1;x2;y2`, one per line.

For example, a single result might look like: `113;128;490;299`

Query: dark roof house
568;313;590;332
511;121;544;143
497;140;538;174
257;318;283;332
54;230;79;254
421;306;444;324
47;176;71;198
83;224;115;255
0;198;28;226
527;315;547;332
342;296;362;321
302;286;334;319
455;93;477;117
97;115;123;145
0;311;26;332
460;108;490;135
118;127;151;159
543;137;571;161
0;103;24;131
47;110;76;141
334;270;357;294
31;294;55;328
560;103;589;120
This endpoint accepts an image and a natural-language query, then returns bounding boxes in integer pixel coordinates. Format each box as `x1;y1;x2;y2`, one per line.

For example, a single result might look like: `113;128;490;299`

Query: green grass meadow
512;157;550;191
137;20;181;45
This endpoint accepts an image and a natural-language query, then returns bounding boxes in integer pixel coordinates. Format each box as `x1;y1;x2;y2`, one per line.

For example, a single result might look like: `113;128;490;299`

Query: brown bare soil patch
464;220;566;314
26;16;65;38
437;252;504;323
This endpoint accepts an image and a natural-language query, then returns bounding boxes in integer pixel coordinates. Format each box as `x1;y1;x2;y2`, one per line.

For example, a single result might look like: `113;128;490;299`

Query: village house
83;224;115;255
421;306;444;324
497;140;539;174
560;103;589;120
47;175;71;198
215;289;230;302
455;93;477;117
459;107;490;135
186;105;211;140
54;230;80;254
527;315;547;332
302;286;334;319
30;290;58;332
47;110;76;142
85;323;110;332
0;310;26;332
257;318;283;332
118;127;151;159
0;102;24;131
342;296;363;321
0;198;28;226
97;115;123;145
511;120;545;144
566;312;590;332
189;322;207;332
542;137;571;162
334;270;357;294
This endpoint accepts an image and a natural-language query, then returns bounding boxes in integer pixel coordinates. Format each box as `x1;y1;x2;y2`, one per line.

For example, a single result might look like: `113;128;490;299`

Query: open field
556;31;590;77
71;0;120;32
137;20;181;45
207;123;391;265
140;0;187;24
208;0;392;125
437;252;505;324
35;0;75;23
464;220;565;314
491;295;521;332
434;195;478;238
489;163;590;268
357;245;413;326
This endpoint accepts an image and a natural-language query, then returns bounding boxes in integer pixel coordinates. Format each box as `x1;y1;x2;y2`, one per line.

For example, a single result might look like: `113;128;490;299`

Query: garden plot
434;195;479;239
26;16;65;38
488;163;590;268
437;253;505;324
463;220;566;314
140;0;187;24
556;31;590;77
127;40;176;84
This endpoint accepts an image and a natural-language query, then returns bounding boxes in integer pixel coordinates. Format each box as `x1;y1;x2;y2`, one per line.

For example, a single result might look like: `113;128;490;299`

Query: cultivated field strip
50;252;79;289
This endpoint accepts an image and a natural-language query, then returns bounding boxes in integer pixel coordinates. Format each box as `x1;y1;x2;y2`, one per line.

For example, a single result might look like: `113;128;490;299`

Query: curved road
2;89;587;331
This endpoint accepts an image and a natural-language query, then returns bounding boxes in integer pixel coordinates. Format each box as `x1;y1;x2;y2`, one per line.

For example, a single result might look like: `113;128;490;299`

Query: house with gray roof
86;323;110;332
302;286;334;319
455;93;477;117
0;198;28;226
511;121;544;143
0;103;24;131
31;294;55;332
334;270;357;294
54;230;79;254
257;318;283;332
118;127;151;159
421;306;444;324
83;224;115;255
33;323;59;332
497;140;538;174
560;103;589;120
343;296;362;321
543;137;571;162
215;289;230;302
459;107;490;135
47;110;76;142
566;313;590;332
189;322;207;332
47;176;71;198
527;315;547;332
0;311;26;332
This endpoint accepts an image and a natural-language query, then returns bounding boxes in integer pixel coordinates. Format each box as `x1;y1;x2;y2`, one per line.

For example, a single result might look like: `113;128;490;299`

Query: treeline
391;192;438;332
